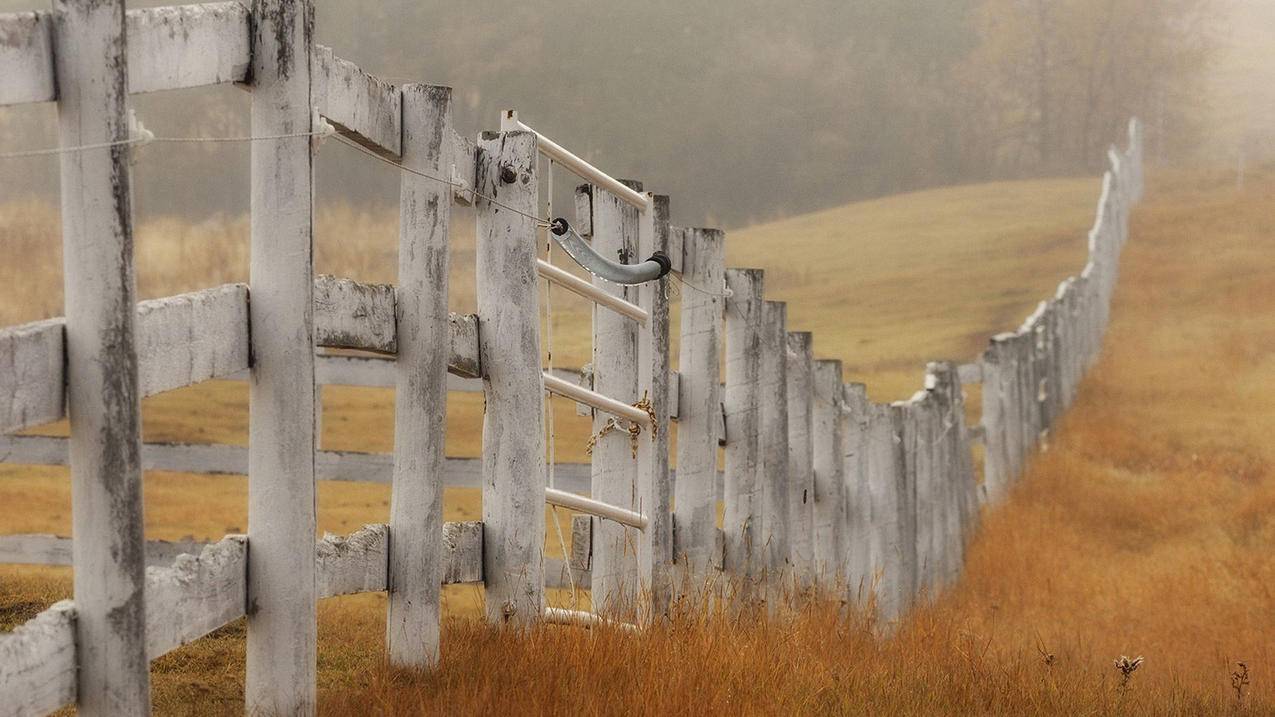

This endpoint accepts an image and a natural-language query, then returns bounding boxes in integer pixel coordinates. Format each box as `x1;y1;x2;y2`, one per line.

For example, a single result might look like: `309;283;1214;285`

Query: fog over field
0;0;1270;228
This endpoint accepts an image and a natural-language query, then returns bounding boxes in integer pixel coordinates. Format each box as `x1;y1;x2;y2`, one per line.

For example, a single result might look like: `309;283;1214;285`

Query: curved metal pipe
549;218;670;286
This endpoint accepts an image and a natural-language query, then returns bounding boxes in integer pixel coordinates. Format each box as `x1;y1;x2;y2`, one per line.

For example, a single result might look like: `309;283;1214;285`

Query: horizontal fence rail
0;1;1144;712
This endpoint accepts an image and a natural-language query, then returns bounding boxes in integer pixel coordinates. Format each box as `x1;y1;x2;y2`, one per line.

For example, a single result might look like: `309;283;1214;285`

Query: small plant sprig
1231;661;1250;704
1113;655;1144;694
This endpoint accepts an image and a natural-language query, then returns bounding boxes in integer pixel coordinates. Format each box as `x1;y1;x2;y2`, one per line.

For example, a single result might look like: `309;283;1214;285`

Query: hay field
5;167;1268;712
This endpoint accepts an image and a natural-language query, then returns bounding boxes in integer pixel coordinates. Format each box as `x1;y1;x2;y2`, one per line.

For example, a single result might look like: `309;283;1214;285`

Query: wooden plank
637;193;674;615
387;84;452;667
0;319;63;434
584;181;643;614
440;521;484;584
673;228;725;585
447;128;477;204
313;44;402;158
0;601;77;717
841;383;872;605
127;2;251;94
0;12;55;105
784;331;815;590
476;129;545;624
145;535;247;660
0;3;251;107
956;362;983;385
867;402;907;622
759;301;789;599
811;360;843;584
54;1;150;711
246;1;317;712
723;268;763;592
569;514;593;571
313;275;397;354
137;284;250;396
316;524;388;598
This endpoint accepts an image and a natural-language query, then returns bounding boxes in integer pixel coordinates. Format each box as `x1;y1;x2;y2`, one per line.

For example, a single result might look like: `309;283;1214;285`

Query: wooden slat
759;301;790;597
811;360;844;583
723;268;764;591
673;228;725;583
0;12;55;105
0;600;77;717
145;535;247;660
0;319;63;435
637;193;674;615
841;382;872;604
246;1;317;711
476;129;545;624
56;1;152;710
387;83;453;668
314;45;402;157
313;275;397;354
127;2;251;94
585;180;643;612
138;284;250;396
1;3;251;107
784;331;815;590
317;524;388;598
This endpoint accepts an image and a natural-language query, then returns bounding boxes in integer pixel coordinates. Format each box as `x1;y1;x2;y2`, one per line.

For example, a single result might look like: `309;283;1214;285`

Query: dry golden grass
2;168;1271;713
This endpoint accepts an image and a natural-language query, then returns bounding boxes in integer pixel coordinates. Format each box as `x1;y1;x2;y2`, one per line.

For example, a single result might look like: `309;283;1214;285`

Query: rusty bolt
500;165;517;184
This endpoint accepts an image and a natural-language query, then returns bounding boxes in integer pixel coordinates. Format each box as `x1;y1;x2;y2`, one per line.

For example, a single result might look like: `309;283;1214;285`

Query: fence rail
0;1;1143;714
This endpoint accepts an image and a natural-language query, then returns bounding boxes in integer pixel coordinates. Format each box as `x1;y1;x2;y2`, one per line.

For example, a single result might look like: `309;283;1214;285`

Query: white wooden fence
0;1;1144;714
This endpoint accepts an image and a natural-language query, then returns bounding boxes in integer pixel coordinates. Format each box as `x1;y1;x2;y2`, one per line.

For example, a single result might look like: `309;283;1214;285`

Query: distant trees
0;0;1219;226
964;0;1215;173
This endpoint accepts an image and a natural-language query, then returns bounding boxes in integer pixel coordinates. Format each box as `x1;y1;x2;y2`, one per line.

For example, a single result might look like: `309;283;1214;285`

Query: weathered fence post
812;359;844;585
870;402;913;621
582;180;643;614
724;268;764;596
477;129;545;624
638;193;674;617
246;0;317;712
387;84;452;667
785;332;815;591
674;228;725;589
760;301;790;604
841;383;872;605
54;1;150;712
981;335;1016;504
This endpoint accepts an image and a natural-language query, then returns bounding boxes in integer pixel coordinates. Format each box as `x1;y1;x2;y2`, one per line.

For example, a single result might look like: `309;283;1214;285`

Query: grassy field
3;166;1271;713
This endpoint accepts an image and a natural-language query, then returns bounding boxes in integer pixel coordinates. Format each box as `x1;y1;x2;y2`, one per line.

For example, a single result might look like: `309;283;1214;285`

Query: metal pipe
545;487;649;530
536;259;649;324
542;372;650;426
502;110;650;212
549;219;669;286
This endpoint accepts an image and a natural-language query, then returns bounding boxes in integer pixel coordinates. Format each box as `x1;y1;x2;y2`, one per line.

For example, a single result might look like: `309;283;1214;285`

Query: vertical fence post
759;301;790;604
784;332;815;592
841;383;871;606
246;0;316;712
674;228;726;590
477;129;544;624
54;1;149;712
387;84;452;667
724;268;764;596
878;402;915;618
638;193;673;617
981;335;1015;504
582;180;642;613
811;359;844;585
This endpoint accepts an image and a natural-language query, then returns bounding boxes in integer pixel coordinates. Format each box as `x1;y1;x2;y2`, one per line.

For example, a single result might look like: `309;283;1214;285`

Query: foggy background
0;0;1271;229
